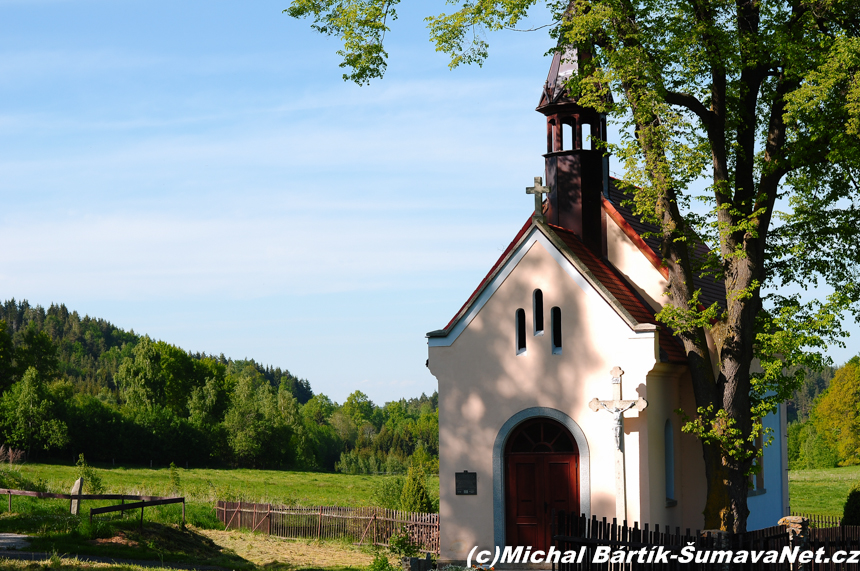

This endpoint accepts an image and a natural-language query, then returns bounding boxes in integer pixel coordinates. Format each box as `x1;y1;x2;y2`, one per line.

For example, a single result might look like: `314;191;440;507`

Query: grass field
8;460;439;507
788;465;860;517
0;461;437;570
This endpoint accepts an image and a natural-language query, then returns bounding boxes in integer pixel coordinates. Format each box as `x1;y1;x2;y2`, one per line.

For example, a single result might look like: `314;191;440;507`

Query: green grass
0;461;438;569
789;465;860;517
9;460;439;508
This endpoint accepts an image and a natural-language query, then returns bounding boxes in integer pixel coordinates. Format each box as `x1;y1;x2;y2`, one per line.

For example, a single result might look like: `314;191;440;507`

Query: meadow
8;460;440;507
788;465;860;517
0;461;439;569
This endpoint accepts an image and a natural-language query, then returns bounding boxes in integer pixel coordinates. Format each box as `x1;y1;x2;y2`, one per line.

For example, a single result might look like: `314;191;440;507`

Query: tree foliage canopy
287;0;860;530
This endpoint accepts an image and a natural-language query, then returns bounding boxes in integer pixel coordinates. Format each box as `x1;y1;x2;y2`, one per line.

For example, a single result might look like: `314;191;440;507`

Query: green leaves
285;0;400;84
0;367;69;456
425;0;539;69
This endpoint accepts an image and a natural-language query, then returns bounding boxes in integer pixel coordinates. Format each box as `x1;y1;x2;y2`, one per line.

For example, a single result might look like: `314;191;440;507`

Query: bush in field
400;467;432;513
844;483;860;525
372;476;405;510
75;453;105;495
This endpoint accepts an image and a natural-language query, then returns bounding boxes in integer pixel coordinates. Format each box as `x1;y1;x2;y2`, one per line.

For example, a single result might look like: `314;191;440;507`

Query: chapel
425;49;789;565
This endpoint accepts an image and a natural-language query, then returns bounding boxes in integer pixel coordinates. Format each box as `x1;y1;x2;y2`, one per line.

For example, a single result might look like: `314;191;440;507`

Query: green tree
289;0;860;531
811;357;860;465
400;466;432;513
0;367;68;456
0;321;14;394
302;393;336;425
15;327;59;381
342;390;375;426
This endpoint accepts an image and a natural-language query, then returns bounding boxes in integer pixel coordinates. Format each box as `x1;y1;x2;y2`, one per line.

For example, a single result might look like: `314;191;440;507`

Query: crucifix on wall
589;366;647;524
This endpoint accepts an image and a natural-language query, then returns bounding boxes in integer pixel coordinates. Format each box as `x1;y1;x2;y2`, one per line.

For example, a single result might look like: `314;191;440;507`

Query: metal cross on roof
526;176;549;221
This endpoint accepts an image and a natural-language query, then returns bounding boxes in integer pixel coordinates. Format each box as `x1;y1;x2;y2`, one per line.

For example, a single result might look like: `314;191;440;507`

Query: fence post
7;491;10;513
317;506;323;540
181;500;186;529
779;516;810;571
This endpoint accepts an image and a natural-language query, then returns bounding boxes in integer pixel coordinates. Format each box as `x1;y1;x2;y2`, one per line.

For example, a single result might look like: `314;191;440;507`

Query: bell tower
536;47;611;257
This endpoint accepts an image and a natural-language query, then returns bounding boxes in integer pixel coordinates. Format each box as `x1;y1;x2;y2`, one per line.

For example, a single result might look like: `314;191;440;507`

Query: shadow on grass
0;502;253;570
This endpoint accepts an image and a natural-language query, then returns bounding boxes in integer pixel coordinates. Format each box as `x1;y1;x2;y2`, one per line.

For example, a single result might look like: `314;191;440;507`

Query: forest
0;299;438;473
788;357;860;470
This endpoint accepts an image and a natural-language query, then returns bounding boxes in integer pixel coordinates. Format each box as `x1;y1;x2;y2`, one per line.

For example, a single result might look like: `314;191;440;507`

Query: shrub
388;525;419;558
844;483;860;525
400;467;432;513
368;553;398;571
75;453;105;495
372;476;405;510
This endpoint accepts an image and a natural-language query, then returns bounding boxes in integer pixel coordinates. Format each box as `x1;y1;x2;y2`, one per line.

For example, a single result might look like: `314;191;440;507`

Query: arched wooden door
505;417;579;550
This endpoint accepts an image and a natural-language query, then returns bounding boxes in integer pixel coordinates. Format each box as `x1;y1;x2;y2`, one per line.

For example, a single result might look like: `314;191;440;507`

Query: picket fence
215;501;439;554
552;511;860;570
792;511;842;528
551;512;790;571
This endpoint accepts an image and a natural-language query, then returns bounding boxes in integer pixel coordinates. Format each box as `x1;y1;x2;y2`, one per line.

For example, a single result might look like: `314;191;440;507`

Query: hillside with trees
789;357;859;470
0;299;438;473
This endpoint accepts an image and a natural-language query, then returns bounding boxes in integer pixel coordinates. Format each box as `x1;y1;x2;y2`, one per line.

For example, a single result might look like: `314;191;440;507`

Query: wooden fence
1;487;185;529
793;512;842;528
552;512;860;571
552;512;791;571
216;501;439;554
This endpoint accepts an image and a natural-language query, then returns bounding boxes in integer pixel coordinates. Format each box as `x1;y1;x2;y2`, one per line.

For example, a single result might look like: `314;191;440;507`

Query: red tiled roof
547;224;688;364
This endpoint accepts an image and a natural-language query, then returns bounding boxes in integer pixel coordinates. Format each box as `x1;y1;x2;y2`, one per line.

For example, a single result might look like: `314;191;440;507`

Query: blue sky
0;1;854;405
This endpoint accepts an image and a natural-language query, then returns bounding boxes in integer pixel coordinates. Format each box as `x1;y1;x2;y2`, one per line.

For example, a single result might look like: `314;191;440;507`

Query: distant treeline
0;299;438;473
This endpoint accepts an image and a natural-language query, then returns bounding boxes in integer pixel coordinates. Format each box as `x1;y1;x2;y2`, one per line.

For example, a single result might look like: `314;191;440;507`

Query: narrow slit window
533;290;544;335
665;420;676;503
516;309;527;355
582;123;592;150
551;307;562;354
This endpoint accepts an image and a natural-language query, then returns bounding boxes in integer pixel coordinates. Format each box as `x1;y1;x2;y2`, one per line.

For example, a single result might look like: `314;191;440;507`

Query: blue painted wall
746;404;787;530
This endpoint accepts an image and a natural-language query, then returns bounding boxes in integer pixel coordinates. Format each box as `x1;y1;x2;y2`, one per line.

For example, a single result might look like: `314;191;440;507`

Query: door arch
492;407;591;550
504;417;579;550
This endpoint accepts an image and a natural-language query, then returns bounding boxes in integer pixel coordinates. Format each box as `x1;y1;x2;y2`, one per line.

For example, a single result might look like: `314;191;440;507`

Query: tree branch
664;91;716;127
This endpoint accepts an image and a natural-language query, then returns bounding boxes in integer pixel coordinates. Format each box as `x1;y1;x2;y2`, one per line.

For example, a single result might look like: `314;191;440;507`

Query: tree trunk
701;440;750;532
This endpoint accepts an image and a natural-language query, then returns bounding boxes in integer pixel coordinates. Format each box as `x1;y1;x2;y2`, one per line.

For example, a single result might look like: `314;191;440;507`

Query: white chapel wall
604;211;668;312
428;233;661;562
